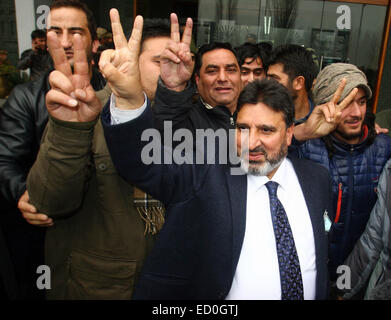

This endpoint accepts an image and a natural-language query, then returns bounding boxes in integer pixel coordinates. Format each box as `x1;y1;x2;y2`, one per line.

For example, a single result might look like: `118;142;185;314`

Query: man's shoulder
20;49;34;56
373;132;391;145
289;155;330;179
369;133;391;156
2;73;50;113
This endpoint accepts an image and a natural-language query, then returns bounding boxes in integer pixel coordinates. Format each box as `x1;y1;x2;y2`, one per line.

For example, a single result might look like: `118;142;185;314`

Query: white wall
14;0;35;56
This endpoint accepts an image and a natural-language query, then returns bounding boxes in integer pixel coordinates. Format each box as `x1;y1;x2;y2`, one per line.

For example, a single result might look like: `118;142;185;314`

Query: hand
18;190;53;227
160;13;193;91
375;122;389;135
99;9;144;110
294;79;358;141
46;31;102;122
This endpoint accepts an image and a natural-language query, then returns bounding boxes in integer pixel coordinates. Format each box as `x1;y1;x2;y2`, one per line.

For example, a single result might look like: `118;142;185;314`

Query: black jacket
17;49;53;82
153;80;236;134
0;68;106;204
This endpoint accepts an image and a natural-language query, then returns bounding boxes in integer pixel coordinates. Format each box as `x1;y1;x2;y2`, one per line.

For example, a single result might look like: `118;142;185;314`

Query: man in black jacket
0;0;105;299
17;29;53;81
153;14;242;135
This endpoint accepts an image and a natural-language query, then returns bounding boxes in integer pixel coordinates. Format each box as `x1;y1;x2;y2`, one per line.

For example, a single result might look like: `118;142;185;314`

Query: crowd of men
0;0;390;300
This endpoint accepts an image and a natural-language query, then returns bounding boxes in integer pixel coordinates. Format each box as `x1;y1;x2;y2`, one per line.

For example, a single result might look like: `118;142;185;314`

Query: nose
347;100;362;117
248;72;254;83
59;31;72;49
217;69;227;82
248;129;261;151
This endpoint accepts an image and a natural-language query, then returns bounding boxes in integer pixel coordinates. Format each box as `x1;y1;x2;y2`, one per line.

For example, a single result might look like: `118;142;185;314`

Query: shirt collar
200;96;214;110
247;157;289;192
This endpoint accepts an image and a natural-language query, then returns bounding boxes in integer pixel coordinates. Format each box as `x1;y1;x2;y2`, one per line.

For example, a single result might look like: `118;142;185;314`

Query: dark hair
31;29;46;40
266;44;317;92
235;42;272;67
50;0;97;40
235;43;262;67
194;42;239;76
257;42;273;65
236;78;295;127
141;20;171;52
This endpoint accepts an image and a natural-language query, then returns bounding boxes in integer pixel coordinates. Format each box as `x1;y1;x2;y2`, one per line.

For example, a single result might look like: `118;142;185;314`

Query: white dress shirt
226;158;317;300
109;93;148;125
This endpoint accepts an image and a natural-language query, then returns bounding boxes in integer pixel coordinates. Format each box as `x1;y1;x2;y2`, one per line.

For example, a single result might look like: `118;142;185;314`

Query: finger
18;200;37;214
319;104;333;123
181;17;193;46
47;31;72;77
325;101;336;122
170;13;180;43
127;15;143;59
110;8;128;49
74;86;101;110
375;122;389;134
99;58;124;85
337;87;358;112
73;34;89;87
161;45;181;64
178;48;192;65
98;49;115;71
49;70;74;95
22;212;50;222
46;89;78;108
331;78;346;105
25;218;54;227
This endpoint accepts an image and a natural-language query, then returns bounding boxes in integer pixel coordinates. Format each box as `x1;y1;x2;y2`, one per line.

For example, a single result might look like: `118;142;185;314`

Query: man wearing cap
292;63;391;284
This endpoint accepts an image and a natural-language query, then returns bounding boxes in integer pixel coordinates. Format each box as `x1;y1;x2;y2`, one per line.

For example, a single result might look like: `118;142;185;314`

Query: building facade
2;0;390;111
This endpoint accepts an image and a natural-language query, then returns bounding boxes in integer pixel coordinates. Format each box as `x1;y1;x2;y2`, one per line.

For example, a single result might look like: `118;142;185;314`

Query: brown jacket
27;116;160;299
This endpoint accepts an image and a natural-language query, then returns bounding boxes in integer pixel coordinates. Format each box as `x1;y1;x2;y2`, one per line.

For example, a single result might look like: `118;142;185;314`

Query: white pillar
14;0;35;56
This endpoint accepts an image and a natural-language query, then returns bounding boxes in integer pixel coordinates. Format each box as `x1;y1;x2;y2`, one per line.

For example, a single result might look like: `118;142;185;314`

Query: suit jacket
101;102;331;300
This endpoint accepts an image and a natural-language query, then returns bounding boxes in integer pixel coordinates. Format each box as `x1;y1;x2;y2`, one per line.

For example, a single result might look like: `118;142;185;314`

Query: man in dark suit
43;10;332;299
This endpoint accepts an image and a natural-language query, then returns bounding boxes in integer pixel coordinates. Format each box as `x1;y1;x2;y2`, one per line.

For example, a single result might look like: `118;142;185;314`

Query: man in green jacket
19;3;170;299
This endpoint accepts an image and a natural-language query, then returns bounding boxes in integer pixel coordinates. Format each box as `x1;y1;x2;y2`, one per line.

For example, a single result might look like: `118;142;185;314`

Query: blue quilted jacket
291;133;391;279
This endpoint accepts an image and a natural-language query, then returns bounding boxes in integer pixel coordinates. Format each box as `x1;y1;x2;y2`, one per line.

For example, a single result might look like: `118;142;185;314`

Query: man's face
139;36;170;100
195;49;242;112
236;102;293;178
267;63;296;99
32;37;46;51
333;87;367;144
47;7;94;66
240;57;265;87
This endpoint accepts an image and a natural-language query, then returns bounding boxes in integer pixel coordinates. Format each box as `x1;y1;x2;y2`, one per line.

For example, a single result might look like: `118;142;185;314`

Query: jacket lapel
225;168;247;276
289;156;328;299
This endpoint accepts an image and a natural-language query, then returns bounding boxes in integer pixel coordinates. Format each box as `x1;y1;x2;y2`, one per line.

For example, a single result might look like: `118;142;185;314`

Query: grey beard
240;142;287;176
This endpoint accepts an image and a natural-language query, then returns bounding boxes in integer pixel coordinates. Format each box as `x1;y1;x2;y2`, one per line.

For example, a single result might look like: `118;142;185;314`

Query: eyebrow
267;73;280;79
257;124;276;131
48;26;86;33
206;63;238;69
241;66;264;70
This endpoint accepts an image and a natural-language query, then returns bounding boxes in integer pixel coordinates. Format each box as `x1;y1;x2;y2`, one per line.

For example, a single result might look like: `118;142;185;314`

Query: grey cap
312;63;372;106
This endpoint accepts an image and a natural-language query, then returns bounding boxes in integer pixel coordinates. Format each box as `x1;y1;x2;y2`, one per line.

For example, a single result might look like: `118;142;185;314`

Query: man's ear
92;39;100;53
286;124;294;146
195;73;200;87
293;75;305;91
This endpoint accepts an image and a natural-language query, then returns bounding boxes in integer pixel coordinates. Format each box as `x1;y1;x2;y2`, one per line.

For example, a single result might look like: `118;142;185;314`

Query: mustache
241;145;266;155
345;116;362;123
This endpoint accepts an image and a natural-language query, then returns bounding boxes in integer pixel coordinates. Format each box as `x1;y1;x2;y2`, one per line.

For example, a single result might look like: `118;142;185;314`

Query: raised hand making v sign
293;78;358;141
159;13;193;92
46;9;145;117
45;30;102;122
